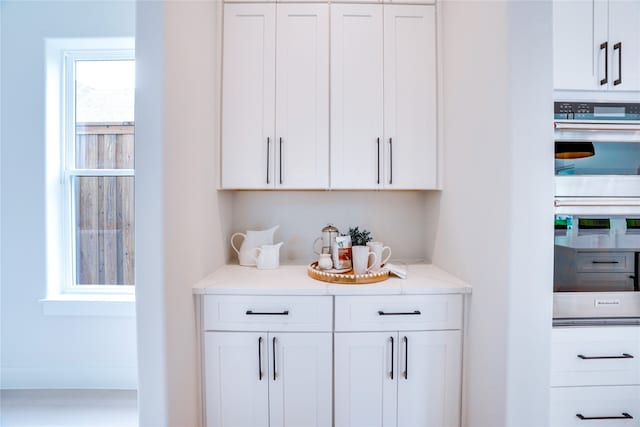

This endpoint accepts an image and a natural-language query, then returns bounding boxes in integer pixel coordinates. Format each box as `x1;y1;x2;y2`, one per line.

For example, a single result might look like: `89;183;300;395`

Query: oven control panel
554;101;640;120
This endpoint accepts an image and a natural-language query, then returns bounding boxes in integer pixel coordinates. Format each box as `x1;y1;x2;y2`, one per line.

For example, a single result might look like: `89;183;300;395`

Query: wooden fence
75;123;135;286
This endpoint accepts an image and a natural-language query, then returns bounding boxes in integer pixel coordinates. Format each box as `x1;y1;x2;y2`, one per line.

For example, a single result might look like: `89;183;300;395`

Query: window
46;39;135;300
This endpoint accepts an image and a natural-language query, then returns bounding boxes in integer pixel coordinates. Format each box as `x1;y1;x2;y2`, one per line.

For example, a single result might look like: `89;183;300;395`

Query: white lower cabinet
550;386;640;426
201;293;464;427
334;330;461;427
334;295;463;427
204;332;269;427
205;331;332;427
550;326;640;427
202;295;333;427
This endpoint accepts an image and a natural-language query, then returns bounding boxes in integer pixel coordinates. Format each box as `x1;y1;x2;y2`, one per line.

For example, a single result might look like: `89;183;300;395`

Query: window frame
56;44;136;296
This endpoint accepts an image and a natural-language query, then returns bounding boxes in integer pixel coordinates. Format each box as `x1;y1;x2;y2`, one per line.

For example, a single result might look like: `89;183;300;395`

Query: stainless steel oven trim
553;291;640;320
556;177;640;198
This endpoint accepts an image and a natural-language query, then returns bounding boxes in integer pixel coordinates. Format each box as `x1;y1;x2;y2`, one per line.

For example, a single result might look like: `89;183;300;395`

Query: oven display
593;106;626;118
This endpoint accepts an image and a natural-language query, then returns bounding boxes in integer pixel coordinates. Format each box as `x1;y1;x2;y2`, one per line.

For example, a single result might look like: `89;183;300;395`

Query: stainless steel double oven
553;101;640;326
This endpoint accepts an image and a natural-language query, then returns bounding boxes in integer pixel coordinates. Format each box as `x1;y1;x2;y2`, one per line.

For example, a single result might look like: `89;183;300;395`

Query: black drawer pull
246;310;289;316
600;41;608;86
577;353;634;360
592;260;620;264
258;336;263;381
576;412;633;421
389;336;394;380
378;310;421;316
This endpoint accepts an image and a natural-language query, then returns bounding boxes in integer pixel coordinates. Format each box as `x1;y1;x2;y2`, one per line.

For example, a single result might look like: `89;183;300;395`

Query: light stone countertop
192;264;471;296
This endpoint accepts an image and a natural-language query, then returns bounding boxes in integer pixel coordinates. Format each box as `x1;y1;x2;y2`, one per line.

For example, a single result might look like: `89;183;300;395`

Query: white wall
434;1;554;426
0;0;138;389
132;0;554;425
135;1;230;425
230;191;430;264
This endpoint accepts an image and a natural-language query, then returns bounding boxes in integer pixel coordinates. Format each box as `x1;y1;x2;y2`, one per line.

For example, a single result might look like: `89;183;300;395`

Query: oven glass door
554;122;640;197
553;210;640;320
555;141;640;176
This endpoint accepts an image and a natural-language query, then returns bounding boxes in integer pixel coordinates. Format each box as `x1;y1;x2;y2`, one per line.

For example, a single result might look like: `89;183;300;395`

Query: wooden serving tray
307;262;389;284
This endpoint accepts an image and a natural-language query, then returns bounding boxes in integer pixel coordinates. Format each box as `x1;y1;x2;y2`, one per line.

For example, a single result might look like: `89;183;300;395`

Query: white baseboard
0;366;137;389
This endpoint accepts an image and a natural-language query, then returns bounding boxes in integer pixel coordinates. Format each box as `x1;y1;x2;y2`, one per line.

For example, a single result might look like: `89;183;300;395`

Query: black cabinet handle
600;41;608;85
390;336;394;380
592;260;619;264
403;336;408;380
614;42;622;86
279;137;283;184
577;353;634;360
266;137;271;184
389;138;393;185
258;336;263;381
246;310;289;316
378;310;421;316
576;412;633;421
376;137;380;185
272;337;277;381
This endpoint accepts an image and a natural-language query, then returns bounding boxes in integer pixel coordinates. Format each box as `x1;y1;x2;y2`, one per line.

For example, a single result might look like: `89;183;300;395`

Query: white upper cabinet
331;4;384;190
608;0;640;92
222;2;438;190
275;4;330;189
221;3;329;189
553;0;640;92
222;4;276;189
331;4;437;190
383;5;437;189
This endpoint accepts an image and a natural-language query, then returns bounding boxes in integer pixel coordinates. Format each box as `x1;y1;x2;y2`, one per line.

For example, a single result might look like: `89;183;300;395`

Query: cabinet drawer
334;295;462;332
203;295;333;332
550;386;640;427
576;252;634;272
551;326;640;386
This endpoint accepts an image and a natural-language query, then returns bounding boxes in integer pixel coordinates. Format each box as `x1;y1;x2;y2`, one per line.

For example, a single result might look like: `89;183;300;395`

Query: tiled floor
0;389;137;427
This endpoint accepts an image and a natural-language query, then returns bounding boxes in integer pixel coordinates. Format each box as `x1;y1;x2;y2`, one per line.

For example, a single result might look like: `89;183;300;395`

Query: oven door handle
554;121;640;131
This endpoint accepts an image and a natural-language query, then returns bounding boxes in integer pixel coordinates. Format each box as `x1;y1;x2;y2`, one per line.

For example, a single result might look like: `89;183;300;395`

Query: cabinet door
221;4;276;189
268;333;332;427
609;0;640;91
397;331;462;427
383;5;437;189
331;4;384;190
334;332;397;427
204;332;269;427
553;0;608;90
275;4;329;189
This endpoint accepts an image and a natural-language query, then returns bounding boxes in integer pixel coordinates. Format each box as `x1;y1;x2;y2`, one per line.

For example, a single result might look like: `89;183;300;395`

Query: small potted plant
349;226;372;247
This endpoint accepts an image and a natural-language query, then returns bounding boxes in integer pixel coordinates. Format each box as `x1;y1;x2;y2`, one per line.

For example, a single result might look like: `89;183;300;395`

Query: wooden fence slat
76;177;99;285
75;124;134;286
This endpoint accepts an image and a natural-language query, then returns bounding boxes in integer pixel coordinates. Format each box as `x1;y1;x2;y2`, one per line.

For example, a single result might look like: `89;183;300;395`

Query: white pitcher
230;225;279;266
252;242;284;270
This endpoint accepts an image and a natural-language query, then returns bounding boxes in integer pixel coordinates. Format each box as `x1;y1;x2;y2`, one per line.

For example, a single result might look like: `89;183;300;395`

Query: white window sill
40;294;136;317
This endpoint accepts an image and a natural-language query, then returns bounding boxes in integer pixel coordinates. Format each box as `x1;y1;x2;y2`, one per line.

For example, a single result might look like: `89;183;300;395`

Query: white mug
351;246;378;275
366;242;392;271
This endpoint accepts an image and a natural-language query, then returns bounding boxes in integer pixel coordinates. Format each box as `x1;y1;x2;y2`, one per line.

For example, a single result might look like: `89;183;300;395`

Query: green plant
348;226;372;246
